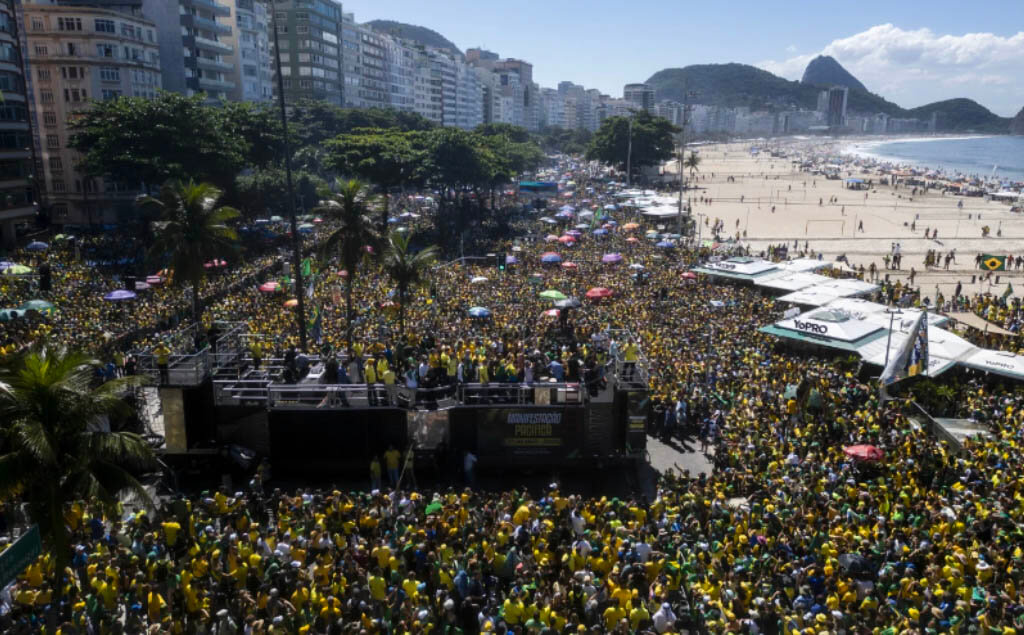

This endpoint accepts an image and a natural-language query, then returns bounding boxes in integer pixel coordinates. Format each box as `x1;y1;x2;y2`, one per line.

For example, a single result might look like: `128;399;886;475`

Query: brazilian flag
981;254;1006;271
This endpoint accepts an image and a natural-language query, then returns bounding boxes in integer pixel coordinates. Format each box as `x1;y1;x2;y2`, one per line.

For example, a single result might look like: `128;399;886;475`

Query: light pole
676;90;696;238
626;116;634;188
269;3;307;351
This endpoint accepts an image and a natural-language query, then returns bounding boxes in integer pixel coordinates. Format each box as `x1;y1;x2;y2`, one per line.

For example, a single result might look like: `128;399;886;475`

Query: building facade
220;0;272;102
272;0;342;106
623;82;654;112
142;0;233;102
0;0;34;245
23;0;160;225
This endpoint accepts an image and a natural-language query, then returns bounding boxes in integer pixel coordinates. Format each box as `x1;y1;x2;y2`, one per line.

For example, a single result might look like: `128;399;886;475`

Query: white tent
961;349;1024;381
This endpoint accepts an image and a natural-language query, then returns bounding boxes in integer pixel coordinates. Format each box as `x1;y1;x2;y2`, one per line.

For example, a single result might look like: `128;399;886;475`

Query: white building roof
755;271;831;292
961;349;1024;381
776;307;885;342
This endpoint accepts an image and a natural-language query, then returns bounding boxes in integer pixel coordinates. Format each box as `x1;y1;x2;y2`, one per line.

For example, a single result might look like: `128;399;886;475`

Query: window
296;25;309;34
0;43;18;63
31;18;44;31
49;157;62;171
34;45;48;57
63;88;86;102
0;105;26;122
46;134;59;149
61;66;85;80
37;68;50;81
96;43;115;58
100;89;121;100
94;19;115;33
52;181;66;193
65;43;76;56
57;17;82;31
39;90;54;104
99;66;119;82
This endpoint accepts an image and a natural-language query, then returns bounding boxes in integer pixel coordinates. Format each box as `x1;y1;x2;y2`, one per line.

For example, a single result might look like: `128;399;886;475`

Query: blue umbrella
388;217;401;224
592;228;609;235
468;306;491;318
505;255;518;265
25;241;48;251
604;204;618;210
656;241;675;248
104;289;137;301
559;204;575;212
540;252;562;263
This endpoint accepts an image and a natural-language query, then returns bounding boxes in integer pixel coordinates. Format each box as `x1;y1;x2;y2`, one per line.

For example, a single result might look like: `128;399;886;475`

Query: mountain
801;55;867;92
364;20;461;57
1012;107;1024;135
645;61;1012;133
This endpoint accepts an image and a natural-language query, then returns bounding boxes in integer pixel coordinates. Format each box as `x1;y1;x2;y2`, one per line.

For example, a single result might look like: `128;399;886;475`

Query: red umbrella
204;259;227;269
557;235;575;244
843;444;884;462
585;287;613;300
542;308;560;318
259;281;280;293
561;261;578;270
337;270;349;278
681;271;698;280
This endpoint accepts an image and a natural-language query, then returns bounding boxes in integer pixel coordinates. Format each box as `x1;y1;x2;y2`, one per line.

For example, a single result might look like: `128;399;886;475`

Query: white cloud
758;24;1024;116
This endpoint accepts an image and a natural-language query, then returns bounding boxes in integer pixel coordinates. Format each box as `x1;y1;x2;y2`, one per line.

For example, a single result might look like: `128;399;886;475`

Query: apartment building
143;0;233;102
272;0;342;106
0;0;34;245
23;0;160;225
220;0;272;102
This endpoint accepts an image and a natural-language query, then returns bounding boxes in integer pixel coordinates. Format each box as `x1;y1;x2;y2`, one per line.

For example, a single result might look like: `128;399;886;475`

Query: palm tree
382;231;438;336
142;180;240;321
684;151;701;180
0;347;155;577
314;179;379;358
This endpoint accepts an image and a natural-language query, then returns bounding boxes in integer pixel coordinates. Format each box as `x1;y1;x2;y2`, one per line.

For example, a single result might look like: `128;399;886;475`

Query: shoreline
839;134;1023;182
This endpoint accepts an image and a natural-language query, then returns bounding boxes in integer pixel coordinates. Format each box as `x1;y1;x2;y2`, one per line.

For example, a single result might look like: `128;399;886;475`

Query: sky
340;0;1024;117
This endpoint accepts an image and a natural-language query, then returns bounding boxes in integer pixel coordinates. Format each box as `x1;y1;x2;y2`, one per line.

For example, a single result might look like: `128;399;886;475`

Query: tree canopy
586;111;680;173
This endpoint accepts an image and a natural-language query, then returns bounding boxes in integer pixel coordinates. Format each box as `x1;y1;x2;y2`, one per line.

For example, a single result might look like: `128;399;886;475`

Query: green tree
325;128;423;232
67;92;246;191
382;232;438;336
684;151;701;179
475;122;532;143
218;100;286;168
537;126;593;156
586;111;680;175
142;181;240;321
0;347;155;576
231;168;325;220
314;180;378;357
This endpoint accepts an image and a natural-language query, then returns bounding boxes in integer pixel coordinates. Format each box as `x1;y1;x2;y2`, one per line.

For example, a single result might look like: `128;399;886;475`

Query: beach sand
667;140;1024;301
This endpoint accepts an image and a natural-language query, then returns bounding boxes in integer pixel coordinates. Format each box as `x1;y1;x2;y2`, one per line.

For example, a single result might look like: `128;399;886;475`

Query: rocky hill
1012;107;1024;135
801;55;867;92
364;20;461;57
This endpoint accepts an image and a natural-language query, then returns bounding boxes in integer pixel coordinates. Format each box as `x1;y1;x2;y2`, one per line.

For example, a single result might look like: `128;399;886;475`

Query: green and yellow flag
1003;282;1014;300
981;254;1006;271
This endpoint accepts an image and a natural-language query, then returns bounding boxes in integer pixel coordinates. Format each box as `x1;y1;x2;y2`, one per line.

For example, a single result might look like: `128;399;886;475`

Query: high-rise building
623;82;654;112
22;0;160;226
219;0;272;102
272;0;342;106
142;0;234;102
0;0;35;245
823;86;847;128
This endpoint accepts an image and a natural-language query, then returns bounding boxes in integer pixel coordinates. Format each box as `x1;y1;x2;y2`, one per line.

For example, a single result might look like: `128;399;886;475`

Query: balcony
186;0;231;18
195;56;233;72
197;76;234;91
182;13;232;36
192;36;232;55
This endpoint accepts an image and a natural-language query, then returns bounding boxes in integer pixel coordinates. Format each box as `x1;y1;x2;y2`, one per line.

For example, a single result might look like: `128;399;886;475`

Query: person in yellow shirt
603;602;627;629
384;445;401;487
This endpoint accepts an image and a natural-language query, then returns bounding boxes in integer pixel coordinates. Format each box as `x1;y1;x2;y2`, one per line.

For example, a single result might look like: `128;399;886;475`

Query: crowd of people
6;164;1024;633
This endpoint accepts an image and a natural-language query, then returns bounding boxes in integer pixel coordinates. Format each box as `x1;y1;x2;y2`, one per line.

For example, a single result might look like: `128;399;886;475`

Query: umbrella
511;245;522;252
559;204;575;212
203;259;228;269
542;308;560;318
681;271;698;280
623;222;640;231
337;270;348;278
709;300;725;308
566;230;582;237
103;289;136;301
578;211;594;219
575;223;590;229
0;260;13;269
837;553;874;578
555;297;582;309
259;282;280;293
471;276;489;284
628;263;644;270
468;306;491;318
561;261;578;270
134;281;151;291
604;204;618;210
545;234;559;242
388;217;401;224
146;275;164;285
1;264;32;275
297;223;315;233
656;241;675;248
505;255;518;265
540;252;562;263
269;215;284;222
541;218;557;225
539;289;567;301
843;444;884;461
626;237;639;243
25;241;48;251
557;235;575;244
586;287;613;300
424;501;443;515
283;298;298;308
312;217;323;224
601;252;623;264
528;272;544;284
592;228;609;235
20;299;54;313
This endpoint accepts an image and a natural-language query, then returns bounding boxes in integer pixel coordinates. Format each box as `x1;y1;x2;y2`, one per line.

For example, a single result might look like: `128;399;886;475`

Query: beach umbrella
283;298;298;308
254;218;270;225
578;210;594;219
601;252;623;264
297;223;315;233
628;263;644;270
337;270;348;278
259;281;280;293
203;259;228;269
540;217;557;224
681;271;698;280
656;241;675;249
468;306;491;318
542;308;560;318
592;228;609;236
645;229;658;236
708;300;725;308
545;234;559;242
312;217;323;224
539;289;567;301
586;287;613;300
566;229;583;237
20;299;54;313
146;275;164;285
269;215;284;222
25;241;48;251
0;260;13;269
511;245;522;252
561;261;578;271
604;204;618;210
557;235;575;245
843;444;884;462
623;222;640;231
1;264;31;275
388;217;401;224
134;281;151;291
471;276;489;284
575;223;590;230
504;255;517;265
625;237;639;244
103;289;136;301
605;220;618;227
559;204;575;212
555;297;582;309
540;252;562;264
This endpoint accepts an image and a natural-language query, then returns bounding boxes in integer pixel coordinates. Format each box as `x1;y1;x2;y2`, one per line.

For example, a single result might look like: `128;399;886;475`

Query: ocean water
847;136;1024;183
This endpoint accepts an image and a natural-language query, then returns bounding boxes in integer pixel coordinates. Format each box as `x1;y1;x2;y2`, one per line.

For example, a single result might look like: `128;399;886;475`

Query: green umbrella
2;264;32;275
20;299;54;313
424;501;443;515
539;289;567;301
